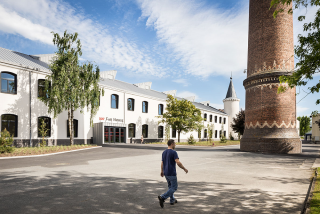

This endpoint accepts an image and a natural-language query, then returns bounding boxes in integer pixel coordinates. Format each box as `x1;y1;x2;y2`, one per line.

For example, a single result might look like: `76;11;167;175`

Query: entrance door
120;128;125;143
104;126;126;143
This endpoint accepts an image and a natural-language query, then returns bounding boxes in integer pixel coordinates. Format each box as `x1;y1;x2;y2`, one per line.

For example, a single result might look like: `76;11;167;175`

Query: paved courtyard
0;144;319;214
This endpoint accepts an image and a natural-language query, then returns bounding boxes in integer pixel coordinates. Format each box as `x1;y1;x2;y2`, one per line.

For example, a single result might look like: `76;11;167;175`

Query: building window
158;126;164;138
128;123;136;138
127;98;135;111
142;124;148;138
215;130;217;138
38;79;51;98
210;115;212;122
1;72;17;94
224;131;226;138
38;116;51;137
111;94;119;109
198;130;201;139
67;119;78;137
204;129;207;138
158;104;163;115
223;118;226;124
215;116;217;123
172;128;176;138
1;114;18;137
219;117;222;124
204;113;207;121
142;101;148;113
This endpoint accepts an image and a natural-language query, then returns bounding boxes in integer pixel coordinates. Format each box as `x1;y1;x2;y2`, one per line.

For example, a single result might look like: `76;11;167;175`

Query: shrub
220;133;227;144
230;132;234;140
0;129;14;153
187;134;196;145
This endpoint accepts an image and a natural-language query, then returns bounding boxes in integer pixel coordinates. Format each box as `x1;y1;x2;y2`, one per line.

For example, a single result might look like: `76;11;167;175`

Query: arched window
158;104;163;115
142;124;148;138
223;118;226;124
224;131;227;138
204;113;207;121
210;115;212;122
38;116;51;137
215;130;217;138
172;128;176;138
142;101;148;113
111;94;119;109
158;126;164;138
219;117;222;124
67;119;78;137
204;129;207;138
1;114;18;137
128;123;136;138
127;98;135;111
38;79;51;98
215;116;217;123
1;72;17;94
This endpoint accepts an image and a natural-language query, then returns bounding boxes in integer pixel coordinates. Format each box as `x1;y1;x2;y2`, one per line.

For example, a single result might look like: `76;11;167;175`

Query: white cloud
0;0;166;77
176;91;199;100
297;106;309;113
137;0;248;78
172;78;188;86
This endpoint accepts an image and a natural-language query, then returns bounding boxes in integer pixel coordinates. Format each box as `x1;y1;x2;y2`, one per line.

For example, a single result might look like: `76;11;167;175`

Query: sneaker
170;199;178;205
158;195;165;208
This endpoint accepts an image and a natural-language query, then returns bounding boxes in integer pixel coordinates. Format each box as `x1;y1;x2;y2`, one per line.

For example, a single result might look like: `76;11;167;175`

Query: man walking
158;139;188;208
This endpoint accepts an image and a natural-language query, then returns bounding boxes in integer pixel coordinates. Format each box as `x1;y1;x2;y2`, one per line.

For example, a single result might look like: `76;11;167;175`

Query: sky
0;0;318;117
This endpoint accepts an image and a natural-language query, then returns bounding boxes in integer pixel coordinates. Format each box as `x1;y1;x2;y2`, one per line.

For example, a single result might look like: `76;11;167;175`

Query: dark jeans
161;176;178;203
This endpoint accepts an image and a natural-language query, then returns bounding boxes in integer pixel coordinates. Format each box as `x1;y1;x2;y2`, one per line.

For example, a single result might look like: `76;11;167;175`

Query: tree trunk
71;106;74;146
178;131;180;143
68;108;72;146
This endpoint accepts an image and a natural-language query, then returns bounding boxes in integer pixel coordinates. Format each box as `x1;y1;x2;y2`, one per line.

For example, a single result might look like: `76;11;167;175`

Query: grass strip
310;168;320;214
0;144;98;157
148;140;240;147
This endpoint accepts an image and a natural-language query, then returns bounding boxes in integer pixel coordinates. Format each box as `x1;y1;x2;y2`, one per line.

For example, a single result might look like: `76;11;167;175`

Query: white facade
0;48;236;146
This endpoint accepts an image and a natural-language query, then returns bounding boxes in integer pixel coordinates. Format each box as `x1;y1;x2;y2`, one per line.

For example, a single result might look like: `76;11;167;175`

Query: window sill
1;92;17;95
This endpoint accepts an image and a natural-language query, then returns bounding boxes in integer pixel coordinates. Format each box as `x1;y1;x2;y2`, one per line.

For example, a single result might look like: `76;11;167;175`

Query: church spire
225;76;237;99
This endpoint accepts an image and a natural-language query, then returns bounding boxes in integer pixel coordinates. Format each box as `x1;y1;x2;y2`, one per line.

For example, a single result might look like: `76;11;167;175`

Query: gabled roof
0;47;50;72
225;77;237;99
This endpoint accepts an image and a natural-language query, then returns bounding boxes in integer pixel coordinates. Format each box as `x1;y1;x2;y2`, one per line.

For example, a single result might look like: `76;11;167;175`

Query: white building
0;47;239;146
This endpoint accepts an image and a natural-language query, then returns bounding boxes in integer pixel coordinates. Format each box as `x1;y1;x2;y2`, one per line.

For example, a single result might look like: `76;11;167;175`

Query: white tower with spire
223;77;240;140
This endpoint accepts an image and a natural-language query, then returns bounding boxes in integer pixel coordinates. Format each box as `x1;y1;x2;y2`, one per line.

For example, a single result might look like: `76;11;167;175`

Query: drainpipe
124;92;126;143
29;70;32;147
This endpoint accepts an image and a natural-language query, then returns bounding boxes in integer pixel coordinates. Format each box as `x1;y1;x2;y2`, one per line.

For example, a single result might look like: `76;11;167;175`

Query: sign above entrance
99;117;124;123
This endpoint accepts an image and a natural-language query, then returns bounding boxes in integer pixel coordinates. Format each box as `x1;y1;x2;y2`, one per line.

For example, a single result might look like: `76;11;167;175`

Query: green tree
207;123;214;143
231;109;245;136
0;129;14;153
270;0;320;105
39;30;104;145
38;118;49;147
164;124;170;143
297;116;311;136
157;95;203;142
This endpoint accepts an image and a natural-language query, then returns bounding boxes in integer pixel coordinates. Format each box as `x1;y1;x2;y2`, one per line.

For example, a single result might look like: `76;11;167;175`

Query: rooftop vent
134;82;152;90
163;90;177;97
100;70;117;80
200;101;210;106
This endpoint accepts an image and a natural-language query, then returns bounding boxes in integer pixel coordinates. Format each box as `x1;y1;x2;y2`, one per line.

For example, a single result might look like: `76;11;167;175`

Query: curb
0;146;102;159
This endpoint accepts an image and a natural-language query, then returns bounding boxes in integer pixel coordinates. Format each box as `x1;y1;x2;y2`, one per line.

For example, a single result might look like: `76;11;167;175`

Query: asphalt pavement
0;143;319;214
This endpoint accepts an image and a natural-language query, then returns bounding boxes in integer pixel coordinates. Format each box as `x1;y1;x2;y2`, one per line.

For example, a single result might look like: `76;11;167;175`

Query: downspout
124;92;126;143
29;70;32;147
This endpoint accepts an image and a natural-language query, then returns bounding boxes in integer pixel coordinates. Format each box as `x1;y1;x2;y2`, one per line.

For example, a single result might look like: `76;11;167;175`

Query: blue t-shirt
162;149;179;176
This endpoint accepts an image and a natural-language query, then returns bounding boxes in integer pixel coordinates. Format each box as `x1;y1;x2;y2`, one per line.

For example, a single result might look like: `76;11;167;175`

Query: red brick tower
240;0;301;153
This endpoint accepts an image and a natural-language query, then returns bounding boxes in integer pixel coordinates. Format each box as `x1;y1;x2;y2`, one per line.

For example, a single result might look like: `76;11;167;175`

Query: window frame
38;116;51;138
219;117;222;124
172;128;176;138
111;94;119;109
158;104;164;115
215;116;217;123
1;72;17;94
1;114;18;137
215;130;217;138
223;118;226;124
128;123;136;138
204;113;207;121
210;115;212;122
158;126;164;138
204;129;207;138
142;101;148;113
127;98;135;111
67;119;78;138
142;124;148;138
